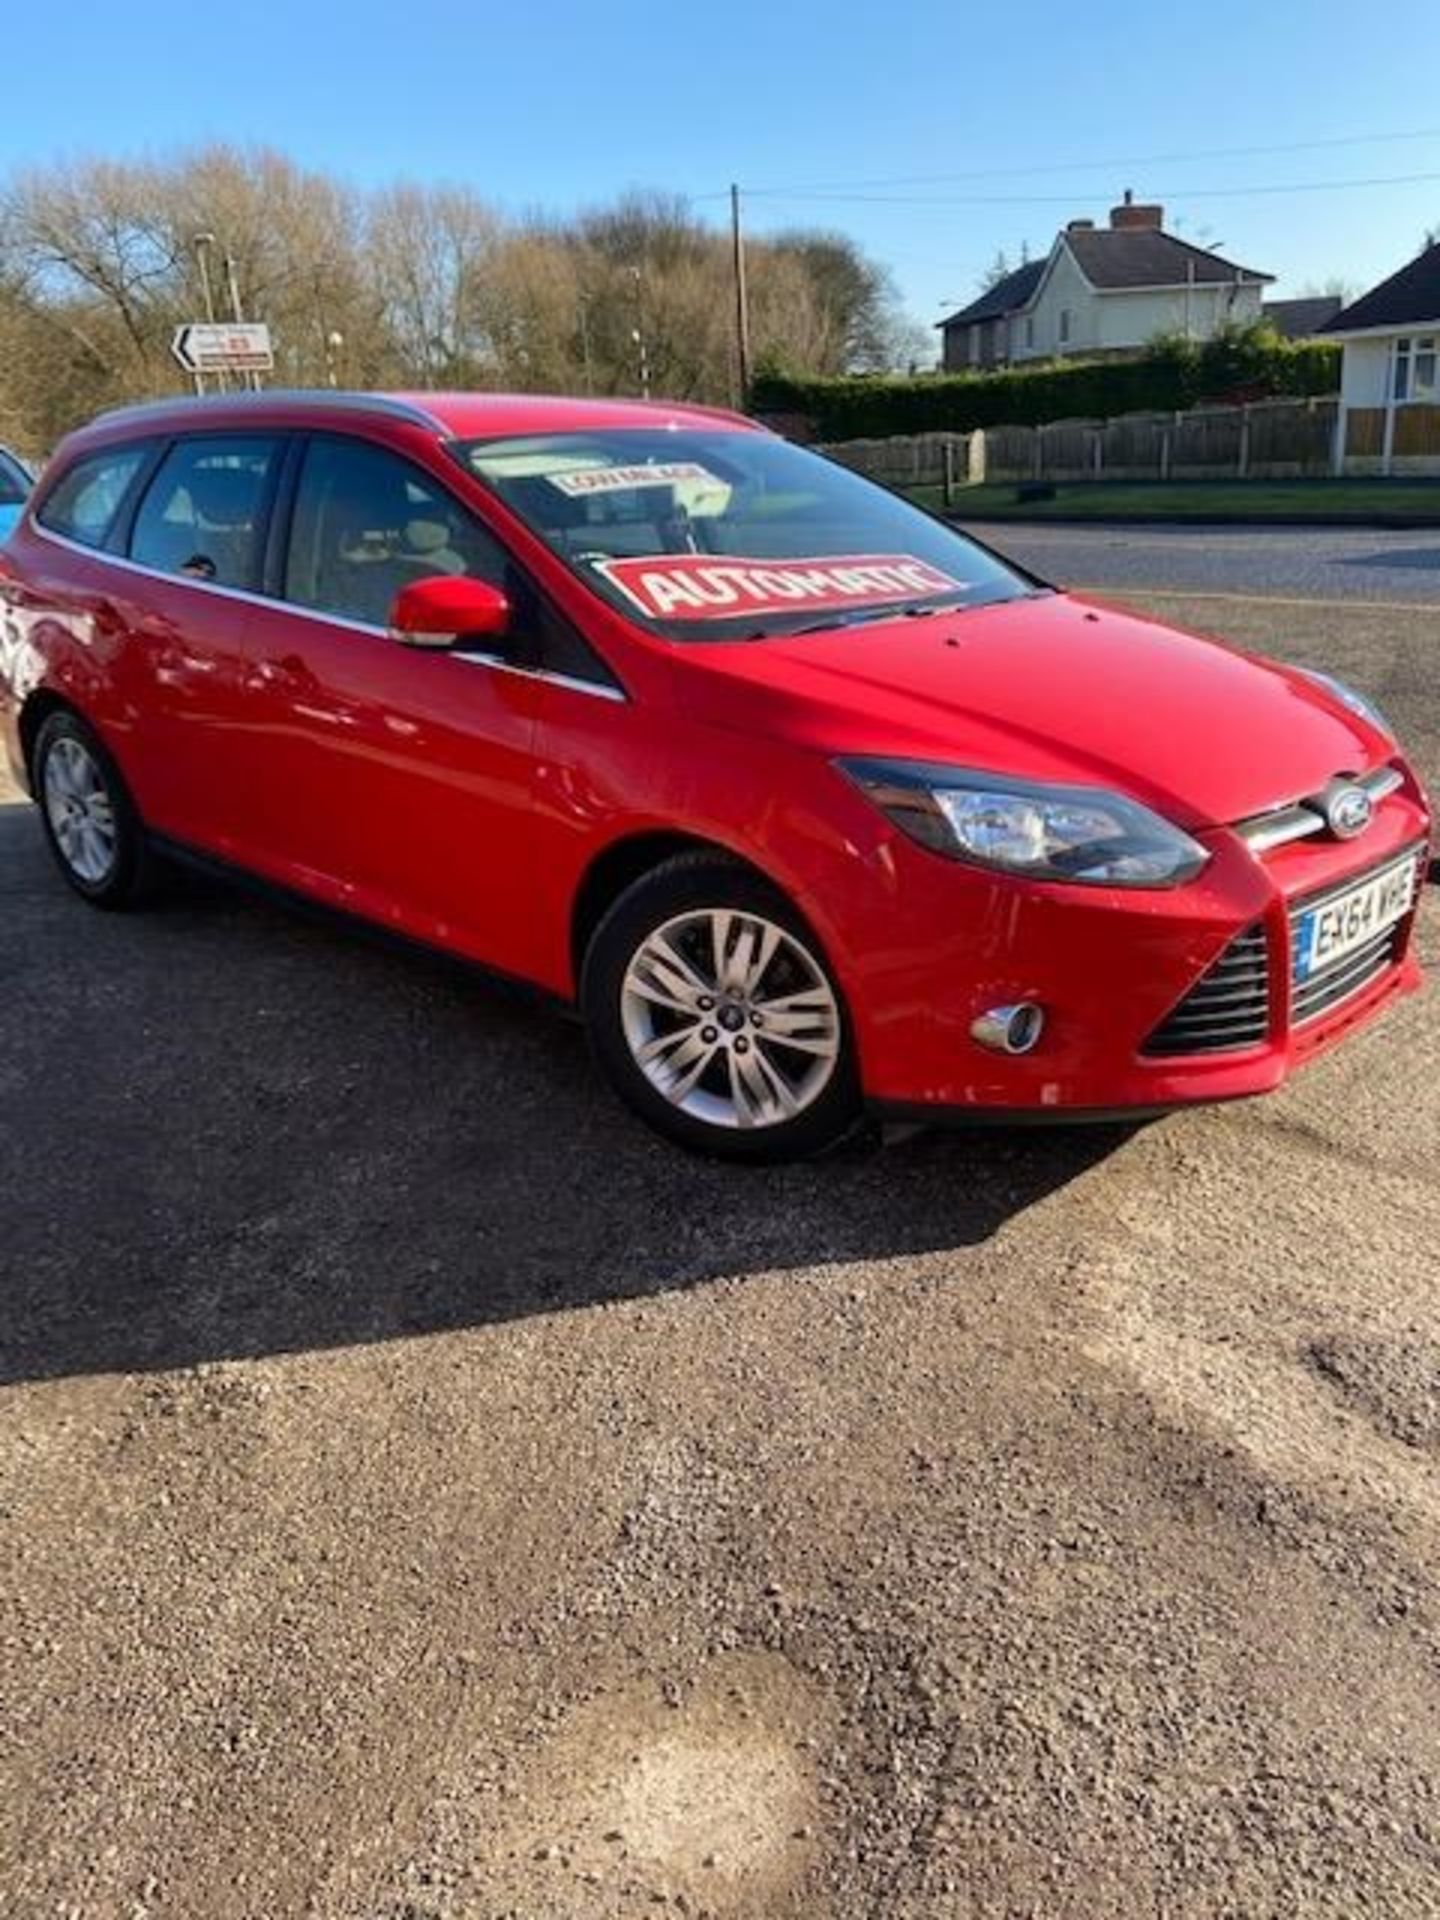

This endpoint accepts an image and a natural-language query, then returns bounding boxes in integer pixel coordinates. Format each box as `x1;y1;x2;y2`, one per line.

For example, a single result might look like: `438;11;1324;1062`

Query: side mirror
389;574;511;650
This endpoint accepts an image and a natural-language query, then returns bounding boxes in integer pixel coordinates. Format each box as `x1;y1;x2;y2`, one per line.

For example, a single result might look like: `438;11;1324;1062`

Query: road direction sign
172;322;274;376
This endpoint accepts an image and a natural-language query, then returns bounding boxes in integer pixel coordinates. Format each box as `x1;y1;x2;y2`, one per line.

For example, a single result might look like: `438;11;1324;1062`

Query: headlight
839;758;1211;887
1298;668;1392;739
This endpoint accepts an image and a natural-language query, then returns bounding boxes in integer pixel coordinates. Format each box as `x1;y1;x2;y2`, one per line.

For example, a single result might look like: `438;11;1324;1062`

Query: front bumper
842;778;1430;1116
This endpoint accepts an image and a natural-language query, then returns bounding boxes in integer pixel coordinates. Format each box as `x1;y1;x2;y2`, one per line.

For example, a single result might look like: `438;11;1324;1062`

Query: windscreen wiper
779;599;961;639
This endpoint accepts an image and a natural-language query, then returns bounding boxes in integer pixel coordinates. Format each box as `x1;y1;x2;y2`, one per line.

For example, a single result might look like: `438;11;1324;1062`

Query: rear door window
129;436;281;589
36;445;151;549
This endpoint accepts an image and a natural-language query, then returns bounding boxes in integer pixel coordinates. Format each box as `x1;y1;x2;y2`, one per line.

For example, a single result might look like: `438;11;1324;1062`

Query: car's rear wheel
33;709;153;908
582;852;861;1160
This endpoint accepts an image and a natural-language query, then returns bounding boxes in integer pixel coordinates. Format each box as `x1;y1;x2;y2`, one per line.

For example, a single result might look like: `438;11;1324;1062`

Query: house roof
937;259;1044;328
937;228;1271;329
1322;243;1440;335
1064;227;1271;290
1261;296;1344;339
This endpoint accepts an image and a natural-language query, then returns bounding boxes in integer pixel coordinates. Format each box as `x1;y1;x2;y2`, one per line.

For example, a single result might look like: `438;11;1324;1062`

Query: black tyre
32;709;154;908
581;851;861;1161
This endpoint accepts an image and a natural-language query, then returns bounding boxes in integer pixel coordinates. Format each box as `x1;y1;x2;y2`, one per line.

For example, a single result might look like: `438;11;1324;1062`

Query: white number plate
1293;856;1417;983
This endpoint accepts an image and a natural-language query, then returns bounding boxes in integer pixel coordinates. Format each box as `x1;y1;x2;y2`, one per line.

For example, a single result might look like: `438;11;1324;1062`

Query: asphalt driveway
969;522;1440;606
2;578;1438;1919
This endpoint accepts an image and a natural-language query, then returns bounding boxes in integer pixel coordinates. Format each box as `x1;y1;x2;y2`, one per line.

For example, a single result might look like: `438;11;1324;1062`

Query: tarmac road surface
970;520;1440;608
1;584;1437;1918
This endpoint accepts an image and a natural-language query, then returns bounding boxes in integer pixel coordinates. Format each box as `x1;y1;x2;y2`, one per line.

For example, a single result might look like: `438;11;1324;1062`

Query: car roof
63;388;761;452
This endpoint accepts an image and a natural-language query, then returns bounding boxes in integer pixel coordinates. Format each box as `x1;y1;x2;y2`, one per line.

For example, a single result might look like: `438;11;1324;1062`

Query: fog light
970;1002;1046;1055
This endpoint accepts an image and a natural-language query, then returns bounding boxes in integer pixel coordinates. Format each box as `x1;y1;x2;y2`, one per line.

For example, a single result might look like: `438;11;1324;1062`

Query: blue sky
3;0;1436;341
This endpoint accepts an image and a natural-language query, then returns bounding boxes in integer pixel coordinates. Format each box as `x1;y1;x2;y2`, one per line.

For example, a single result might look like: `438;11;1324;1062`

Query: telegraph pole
577;290;594;394
730;183;752;409
192;233;219;393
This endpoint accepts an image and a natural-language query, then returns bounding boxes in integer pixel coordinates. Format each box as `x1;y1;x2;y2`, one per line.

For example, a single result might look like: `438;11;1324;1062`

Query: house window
969;327;980;367
1059;308;1072;345
1025;316;1035;349
1393;336;1437;401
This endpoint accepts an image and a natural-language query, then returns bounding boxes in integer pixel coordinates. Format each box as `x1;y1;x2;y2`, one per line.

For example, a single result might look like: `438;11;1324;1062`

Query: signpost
171;322;273;388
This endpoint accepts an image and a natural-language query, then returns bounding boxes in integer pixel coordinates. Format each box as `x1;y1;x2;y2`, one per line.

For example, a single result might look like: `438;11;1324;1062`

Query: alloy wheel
619;907;842;1130
42;736;118;885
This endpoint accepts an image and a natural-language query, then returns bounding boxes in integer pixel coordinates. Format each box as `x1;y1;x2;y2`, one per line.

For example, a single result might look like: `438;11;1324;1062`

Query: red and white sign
594;552;966;622
171;322;274;375
547;461;717;497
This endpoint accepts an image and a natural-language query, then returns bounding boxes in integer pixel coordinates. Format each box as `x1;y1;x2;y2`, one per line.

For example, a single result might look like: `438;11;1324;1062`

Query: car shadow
0;804;1135;1387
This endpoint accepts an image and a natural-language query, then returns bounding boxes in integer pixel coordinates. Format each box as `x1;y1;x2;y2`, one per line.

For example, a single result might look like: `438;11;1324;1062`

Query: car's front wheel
33;709;153;908
581;852;861;1161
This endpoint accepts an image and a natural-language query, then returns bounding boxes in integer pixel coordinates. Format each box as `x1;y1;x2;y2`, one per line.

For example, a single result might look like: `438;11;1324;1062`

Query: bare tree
365;185;502;386
770;229;912;370
0;148;920;445
1296;275;1360;305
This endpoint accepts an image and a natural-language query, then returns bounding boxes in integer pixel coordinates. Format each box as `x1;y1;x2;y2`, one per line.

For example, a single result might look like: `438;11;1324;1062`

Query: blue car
0;446;32;541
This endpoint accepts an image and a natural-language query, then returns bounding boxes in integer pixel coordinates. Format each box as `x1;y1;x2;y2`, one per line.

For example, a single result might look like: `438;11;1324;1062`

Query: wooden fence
819;396;1340;495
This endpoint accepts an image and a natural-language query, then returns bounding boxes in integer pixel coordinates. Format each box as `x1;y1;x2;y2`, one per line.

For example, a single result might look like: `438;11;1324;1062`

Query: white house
939;195;1271;371
1324;243;1440;475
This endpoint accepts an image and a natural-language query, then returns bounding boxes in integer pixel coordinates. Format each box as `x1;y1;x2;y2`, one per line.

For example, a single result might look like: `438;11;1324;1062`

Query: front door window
284;435;508;629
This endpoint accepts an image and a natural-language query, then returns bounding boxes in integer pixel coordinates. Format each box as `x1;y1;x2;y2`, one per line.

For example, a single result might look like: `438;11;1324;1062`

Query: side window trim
248;431;294;595
261;435;307;600
105;438;170;555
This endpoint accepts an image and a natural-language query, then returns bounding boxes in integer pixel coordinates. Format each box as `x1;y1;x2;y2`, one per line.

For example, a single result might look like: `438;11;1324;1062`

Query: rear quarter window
36;444;151;550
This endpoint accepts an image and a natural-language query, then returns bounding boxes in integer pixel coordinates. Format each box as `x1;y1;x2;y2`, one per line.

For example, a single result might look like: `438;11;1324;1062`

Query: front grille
1235;764;1406;855
1291;926;1401;1025
1287;846;1421;1028
1142;925;1270;1056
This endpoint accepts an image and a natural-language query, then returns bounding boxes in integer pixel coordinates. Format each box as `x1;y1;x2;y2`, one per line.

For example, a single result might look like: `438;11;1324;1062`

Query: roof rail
87;389;448;434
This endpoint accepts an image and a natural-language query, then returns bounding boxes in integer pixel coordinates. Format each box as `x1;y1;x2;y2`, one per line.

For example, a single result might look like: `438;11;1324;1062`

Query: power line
721;125;1440;199
735;168;1440;211
715;128;1440;401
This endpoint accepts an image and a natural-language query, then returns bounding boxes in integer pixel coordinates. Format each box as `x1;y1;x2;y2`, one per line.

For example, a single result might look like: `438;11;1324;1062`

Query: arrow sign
172;322;274;375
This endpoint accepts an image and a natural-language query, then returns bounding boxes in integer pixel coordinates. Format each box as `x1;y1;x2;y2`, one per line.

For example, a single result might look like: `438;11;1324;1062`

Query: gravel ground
1;586;1437;1919
966;523;1440;605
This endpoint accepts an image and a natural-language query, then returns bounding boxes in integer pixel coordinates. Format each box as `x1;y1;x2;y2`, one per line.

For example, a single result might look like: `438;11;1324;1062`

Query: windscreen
459;428;1036;640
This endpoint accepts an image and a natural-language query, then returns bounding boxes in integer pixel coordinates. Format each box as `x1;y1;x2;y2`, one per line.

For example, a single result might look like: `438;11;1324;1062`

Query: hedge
751;329;1341;441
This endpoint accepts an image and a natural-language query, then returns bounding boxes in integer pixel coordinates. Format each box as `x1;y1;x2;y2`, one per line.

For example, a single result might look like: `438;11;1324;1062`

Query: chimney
1110;188;1163;231
1067;218;1095;232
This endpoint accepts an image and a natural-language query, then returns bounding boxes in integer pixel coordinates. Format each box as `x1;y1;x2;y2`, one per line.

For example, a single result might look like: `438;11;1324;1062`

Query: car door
238;431;546;978
7;439;159;759
118;431;285;856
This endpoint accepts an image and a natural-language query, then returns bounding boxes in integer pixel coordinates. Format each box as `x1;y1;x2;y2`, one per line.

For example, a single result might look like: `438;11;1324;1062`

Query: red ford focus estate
0;390;1429;1158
